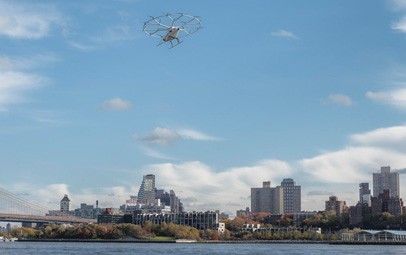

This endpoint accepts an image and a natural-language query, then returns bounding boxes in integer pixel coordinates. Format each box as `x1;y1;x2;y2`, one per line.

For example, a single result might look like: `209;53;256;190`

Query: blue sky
1;0;406;215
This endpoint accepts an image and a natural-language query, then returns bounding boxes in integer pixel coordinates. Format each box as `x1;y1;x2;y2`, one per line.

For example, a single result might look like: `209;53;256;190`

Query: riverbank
17;238;329;244
15;239;406;245
330;240;406;245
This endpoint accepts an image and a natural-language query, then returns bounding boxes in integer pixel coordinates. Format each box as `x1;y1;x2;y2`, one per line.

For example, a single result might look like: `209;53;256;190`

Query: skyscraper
137;174;156;205
251;181;283;214
372;166;400;198
359;183;371;204
280;178;301;213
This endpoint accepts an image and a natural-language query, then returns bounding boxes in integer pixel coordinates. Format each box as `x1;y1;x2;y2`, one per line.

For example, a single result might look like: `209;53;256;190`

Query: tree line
11;222;219;241
9;211;406;241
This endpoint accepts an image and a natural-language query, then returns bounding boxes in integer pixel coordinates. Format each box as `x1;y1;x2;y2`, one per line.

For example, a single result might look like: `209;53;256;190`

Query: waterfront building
280;178;301;213
291;211;317;226
373;166;399;198
251;181;283;214
342;230;406;242
133;211;221;231
97;208;133;224
325;195;347;216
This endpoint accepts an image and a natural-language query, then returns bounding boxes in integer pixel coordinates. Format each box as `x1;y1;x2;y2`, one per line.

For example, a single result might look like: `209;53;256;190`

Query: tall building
373;166;399;198
280;178;301;213
359;183;371;204
169;190;183;213
137;174;156;205
325;195;347;217
251;181;283;214
371;189;404;216
60;194;71;212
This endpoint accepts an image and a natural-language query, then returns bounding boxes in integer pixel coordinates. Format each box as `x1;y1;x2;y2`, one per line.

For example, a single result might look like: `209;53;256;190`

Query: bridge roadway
0;213;96;224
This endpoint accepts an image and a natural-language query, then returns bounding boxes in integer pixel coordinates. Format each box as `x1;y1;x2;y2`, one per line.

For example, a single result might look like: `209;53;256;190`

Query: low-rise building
133;211;221;231
236;207;251;218
74;203;103;219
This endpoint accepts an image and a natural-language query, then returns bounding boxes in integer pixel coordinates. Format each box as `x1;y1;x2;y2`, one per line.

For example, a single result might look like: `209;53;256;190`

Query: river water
0;242;405;255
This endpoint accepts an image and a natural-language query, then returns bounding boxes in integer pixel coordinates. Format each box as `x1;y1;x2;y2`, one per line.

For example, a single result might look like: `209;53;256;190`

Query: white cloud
389;0;406;11
69;41;98;52
142;147;176;160
140;127;182;147
0;54;59;71
6;125;406;213
325;94;354;106
146;160;293;214
300;146;404;184
271;29;298;39
136;127;219;148
0;71;45;111
0;1;62;39
351;125;406;146
366;89;406;109
177;129;220;141
392;16;406;32
101;97;132;110
69;25;138;51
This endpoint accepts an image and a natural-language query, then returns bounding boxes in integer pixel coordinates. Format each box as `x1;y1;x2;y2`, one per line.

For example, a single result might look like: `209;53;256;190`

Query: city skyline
1;0;406;214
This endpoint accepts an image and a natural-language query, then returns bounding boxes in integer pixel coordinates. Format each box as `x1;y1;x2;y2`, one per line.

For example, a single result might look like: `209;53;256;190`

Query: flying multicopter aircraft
143;13;202;48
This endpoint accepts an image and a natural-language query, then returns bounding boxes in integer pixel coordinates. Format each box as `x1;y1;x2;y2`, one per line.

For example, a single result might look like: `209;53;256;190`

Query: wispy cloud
0;54;59;70
389;0;406;32
324;94;354;106
271;29;299;39
139;127;182;147
389;0;406;11
0;71;45;111
69;25;138;51
300;124;406;185
134;127;220;159
351;125;406;146
392;17;406;32
69;41;98;52
142;147;176;160
135;127;219;147
177;129;220;141
0;0;63;39
0;53;55;111
366;89;406;109
307;190;334;196
101;97;133;111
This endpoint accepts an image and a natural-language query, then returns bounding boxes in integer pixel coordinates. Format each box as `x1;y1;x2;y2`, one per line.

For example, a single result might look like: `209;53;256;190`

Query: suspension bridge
0;187;95;225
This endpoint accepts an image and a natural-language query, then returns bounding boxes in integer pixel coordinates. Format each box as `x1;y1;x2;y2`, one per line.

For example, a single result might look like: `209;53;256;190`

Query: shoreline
16;239;328;244
14;239;406;245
